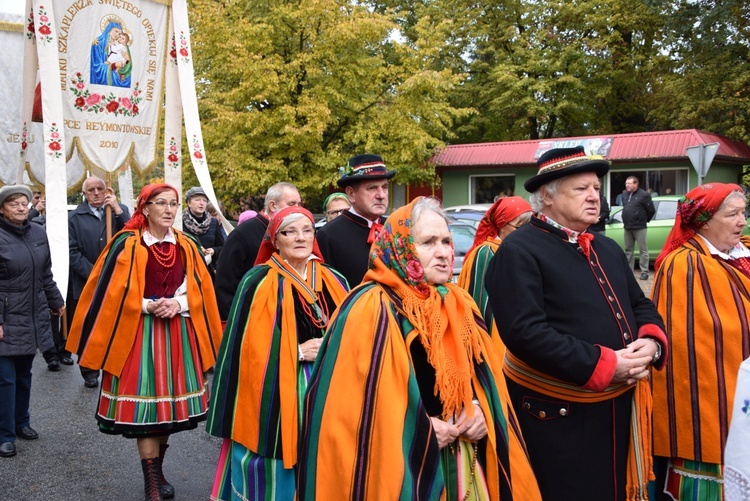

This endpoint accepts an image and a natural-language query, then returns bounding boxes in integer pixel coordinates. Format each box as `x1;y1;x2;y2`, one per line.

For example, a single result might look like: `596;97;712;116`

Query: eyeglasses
146;201;179;209
278;228;315;238
506;222;527;229
326;209;346;217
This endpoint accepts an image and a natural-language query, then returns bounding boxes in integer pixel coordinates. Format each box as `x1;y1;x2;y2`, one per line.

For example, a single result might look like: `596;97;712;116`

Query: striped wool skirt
210;362;313;501
441;439;491;501
96;313;209;437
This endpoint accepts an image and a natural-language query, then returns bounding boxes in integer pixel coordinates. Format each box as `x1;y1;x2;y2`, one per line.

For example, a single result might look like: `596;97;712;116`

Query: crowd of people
0;147;749;501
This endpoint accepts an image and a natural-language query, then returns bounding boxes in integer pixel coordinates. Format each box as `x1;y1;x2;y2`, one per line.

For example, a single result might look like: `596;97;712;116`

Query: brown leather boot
158;444;175;499
141;457;163;501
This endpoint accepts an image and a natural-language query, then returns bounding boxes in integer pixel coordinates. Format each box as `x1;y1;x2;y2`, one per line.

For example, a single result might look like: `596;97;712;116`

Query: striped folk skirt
210;362;313;501
664;458;723;500
96;314;209;437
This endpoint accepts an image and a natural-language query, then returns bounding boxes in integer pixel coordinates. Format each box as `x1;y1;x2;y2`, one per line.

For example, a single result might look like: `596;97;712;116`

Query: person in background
26;190;43;221
207;205;349;501
588;189;610;235
651;183;750;500
0;185;64;458
317;154;395;287
622;176;655;280
237;210;257;225
298;197;541;500
66;183;223;500
457;195;532;357
181;186;225;279
68;176;131;388
487;146;666;501
214;182;301;320
322;192;350;223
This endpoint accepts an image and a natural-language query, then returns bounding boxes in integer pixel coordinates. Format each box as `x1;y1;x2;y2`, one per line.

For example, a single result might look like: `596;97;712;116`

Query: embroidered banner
49;0;168;176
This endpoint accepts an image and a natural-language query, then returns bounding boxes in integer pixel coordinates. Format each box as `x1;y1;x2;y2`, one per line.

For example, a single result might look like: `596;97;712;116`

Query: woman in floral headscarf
458;196;532;357
206;205;349;501
651;183;750;500
297;197;540;500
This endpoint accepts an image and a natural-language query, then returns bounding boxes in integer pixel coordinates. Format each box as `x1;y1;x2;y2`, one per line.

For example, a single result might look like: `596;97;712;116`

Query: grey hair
528;178;563;213
716;190;747;213
276;212;308;233
411;197;450;227
264;182;297;211
82;176;105;191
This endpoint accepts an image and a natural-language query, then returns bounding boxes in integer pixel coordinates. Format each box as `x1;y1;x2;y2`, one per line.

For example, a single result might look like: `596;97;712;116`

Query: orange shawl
66;228;223;377
651;235;750;464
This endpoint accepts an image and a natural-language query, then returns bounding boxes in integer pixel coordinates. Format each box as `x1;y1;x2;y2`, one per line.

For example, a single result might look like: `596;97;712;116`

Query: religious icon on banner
90;15;133;88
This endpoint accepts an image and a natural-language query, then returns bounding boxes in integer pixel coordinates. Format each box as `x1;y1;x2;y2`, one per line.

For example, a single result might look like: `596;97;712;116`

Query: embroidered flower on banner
19;124;29;157
47;123;63;159
35;5;54;46
191;135;204;160
26;10;34;40
69;72;143;117
168;34;178;66
167;137;180;169
178;32;191;64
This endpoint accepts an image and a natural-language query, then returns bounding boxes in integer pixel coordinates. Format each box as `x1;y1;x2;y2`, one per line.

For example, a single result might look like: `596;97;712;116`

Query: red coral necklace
149;242;177;268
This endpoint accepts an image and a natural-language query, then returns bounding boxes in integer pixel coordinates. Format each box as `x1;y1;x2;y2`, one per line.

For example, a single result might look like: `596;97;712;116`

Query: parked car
606;195;750;262
444;204;491;228
448;218;477;277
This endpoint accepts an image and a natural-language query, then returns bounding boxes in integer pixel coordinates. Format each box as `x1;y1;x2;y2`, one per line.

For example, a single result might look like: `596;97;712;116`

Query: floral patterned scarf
363;197;483;420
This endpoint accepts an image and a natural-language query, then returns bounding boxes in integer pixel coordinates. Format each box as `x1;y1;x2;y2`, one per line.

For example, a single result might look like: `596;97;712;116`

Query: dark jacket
183;211;225;269
68;201;130;299
0;218;64;356
486;217;665;500
589;195;610;232
621;188;655;230
317;211;384;288
214;213;269;320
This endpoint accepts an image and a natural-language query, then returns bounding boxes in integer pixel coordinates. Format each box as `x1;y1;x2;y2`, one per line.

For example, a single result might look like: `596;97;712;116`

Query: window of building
469;175;515;204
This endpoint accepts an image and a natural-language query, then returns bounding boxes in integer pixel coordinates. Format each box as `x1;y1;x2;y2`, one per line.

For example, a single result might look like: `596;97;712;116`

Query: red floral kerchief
655;182;743;271
366;197;454;296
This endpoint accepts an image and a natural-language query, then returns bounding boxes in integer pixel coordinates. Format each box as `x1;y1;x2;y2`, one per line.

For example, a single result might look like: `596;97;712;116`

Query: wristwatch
652;341;662;363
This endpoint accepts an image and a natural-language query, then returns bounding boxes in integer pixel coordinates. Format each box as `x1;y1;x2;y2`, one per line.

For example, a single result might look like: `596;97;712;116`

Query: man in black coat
486;146;667;501
214;182;301;320
68;176;130;388
316;154;396;287
622;176;655;280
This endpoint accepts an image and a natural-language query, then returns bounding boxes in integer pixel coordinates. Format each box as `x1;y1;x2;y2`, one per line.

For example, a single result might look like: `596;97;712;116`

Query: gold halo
99;14;126;33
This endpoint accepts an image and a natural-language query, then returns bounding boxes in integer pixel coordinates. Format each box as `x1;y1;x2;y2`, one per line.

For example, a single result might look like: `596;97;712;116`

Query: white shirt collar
348;206;378;227
142;228;176;247
697;233;750;259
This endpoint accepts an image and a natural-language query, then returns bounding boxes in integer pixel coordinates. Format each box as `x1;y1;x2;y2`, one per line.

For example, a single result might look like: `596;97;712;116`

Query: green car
605;195;750;263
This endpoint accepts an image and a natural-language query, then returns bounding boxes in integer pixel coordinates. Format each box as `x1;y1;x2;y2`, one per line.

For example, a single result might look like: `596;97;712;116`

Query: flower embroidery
70;73;142;117
47;123;63;159
166;137;180;169
406;259;424;282
178;32;191;64
191;135;204;160
25;10;34;40
34;5;54;46
168;34;178;66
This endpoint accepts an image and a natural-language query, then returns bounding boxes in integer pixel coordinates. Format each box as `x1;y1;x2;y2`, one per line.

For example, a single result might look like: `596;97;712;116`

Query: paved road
0;356;222;501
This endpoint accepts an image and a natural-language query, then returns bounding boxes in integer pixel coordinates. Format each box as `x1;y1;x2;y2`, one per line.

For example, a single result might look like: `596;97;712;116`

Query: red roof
432;129;750;168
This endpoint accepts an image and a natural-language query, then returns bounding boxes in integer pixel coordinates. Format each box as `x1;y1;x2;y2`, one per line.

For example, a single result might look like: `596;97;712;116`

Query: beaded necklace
295;289;330;329
149;242;177;268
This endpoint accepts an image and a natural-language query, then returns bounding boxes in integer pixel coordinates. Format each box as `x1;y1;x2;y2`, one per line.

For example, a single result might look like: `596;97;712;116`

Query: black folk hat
524;146;610;193
337;154;396;188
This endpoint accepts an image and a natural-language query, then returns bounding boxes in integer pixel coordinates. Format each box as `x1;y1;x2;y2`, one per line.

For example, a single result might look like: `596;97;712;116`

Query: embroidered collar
142;228;176;247
537;212;586;244
697;234;750;260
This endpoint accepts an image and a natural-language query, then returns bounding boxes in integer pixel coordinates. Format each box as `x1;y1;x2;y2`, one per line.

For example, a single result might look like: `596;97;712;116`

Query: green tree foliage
187;0;470;208
648;0;749;143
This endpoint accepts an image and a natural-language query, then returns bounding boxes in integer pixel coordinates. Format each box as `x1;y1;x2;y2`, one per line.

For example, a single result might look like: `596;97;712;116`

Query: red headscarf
655;182;743;271
254;205;324;265
124;183;179;230
467;196;532;256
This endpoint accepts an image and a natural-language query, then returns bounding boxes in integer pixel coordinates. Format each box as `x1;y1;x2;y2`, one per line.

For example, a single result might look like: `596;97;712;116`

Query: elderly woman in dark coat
0;185;64;458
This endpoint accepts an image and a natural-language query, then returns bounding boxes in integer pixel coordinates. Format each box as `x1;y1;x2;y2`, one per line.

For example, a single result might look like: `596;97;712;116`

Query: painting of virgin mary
90;19;132;88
